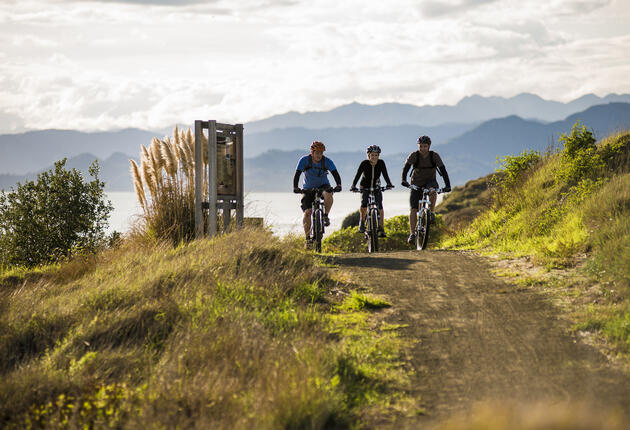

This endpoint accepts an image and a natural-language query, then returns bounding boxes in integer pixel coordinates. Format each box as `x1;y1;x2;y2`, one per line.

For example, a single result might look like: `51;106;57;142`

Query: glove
333;185;342;192
401;180;410;188
386;184;394;190
293;187;302;194
350;186;358;192
442;186;451;193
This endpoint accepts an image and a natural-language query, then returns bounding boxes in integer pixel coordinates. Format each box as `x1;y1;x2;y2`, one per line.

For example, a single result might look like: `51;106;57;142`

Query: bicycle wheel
367;210;379;253
312;209;323;252
416;209;430;250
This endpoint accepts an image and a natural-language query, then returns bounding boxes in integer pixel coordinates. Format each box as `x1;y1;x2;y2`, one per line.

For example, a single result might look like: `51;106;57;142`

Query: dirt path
331;250;630;427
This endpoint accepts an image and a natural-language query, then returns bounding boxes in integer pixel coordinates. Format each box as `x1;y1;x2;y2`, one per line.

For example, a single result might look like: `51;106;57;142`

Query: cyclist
293;141;342;244
401;135;451;244
349;145;394;237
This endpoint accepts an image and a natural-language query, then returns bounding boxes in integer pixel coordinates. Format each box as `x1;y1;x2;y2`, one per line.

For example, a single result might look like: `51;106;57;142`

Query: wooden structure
194;120;244;238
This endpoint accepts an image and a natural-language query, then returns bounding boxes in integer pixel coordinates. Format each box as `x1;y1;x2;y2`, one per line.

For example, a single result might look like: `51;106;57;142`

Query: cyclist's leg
301;191;315;238
359;206;367;231
428;180;439;211
303;208;312;238
323;190;333;215
408;188;421;233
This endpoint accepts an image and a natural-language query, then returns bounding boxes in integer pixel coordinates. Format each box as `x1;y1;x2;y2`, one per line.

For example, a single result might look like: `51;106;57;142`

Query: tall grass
0;229;414;428
130;127;202;244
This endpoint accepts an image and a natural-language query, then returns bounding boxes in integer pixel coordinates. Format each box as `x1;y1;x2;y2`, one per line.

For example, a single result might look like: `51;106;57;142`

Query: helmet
417;135;431;146
310;141;326;152
366;145;381;154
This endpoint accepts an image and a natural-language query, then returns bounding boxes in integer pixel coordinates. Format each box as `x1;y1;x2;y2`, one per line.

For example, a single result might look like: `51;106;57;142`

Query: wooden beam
194;120;203;238
235;124;244;228
208;120;218;237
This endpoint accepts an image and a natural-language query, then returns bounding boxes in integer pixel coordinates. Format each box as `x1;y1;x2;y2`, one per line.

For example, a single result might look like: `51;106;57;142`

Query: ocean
106;191;443;237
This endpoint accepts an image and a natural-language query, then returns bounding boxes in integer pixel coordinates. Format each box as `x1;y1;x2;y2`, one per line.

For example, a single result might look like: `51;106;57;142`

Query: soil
330;250;630;428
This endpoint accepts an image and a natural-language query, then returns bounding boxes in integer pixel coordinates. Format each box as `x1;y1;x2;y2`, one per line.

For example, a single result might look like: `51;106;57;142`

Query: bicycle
352;186;389;253
405;184;444;250
299;186;335;252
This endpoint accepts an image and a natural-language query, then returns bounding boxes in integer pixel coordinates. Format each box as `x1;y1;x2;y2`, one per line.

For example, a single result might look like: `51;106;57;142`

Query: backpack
413;150;437;169
303;155;328;176
413;150;443;177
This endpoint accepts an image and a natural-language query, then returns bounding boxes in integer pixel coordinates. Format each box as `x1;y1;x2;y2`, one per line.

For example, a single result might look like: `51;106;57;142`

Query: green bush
491;149;542;195
556;121;604;185
341;210;360;230
0;159;112;268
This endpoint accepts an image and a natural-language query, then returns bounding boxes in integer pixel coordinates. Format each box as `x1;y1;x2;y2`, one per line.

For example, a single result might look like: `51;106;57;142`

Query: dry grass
0;228;412;429
130;126;203;244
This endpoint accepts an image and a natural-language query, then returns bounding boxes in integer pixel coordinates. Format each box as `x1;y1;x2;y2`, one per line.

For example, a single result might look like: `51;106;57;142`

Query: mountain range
1;94;629;193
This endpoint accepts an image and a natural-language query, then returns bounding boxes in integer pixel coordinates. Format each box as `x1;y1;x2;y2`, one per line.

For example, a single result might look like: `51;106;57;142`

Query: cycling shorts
360;189;383;209
301;186;333;212
409;180;439;210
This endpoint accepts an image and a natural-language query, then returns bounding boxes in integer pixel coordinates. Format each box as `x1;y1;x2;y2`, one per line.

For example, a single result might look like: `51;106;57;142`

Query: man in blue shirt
293;141;342;242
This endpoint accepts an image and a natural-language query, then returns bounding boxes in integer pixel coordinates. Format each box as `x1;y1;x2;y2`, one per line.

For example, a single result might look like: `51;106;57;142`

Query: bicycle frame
354;186;387;253
408;184;442;250
302;186;331;253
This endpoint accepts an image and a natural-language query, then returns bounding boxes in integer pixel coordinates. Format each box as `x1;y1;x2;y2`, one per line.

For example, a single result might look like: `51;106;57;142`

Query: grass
439;127;630;357
0;227;417;429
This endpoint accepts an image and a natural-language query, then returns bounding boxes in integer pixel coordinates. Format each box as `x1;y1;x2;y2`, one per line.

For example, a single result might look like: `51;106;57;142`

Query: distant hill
247;103;630;190
1;102;628;193
244;122;476;157
0;128;155;174
245;93;630;133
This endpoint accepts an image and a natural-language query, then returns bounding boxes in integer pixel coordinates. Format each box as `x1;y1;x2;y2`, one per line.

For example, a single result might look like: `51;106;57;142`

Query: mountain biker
293;141;342;244
349;145;394;237
401;135;451;244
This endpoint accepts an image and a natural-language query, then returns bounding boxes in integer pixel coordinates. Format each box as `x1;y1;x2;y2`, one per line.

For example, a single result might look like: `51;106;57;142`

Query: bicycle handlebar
295;186;338;195
350;186;392;193
403;184;445;194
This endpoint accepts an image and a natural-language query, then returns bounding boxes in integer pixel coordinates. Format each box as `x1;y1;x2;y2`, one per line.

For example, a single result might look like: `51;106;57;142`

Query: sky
1;0;629;134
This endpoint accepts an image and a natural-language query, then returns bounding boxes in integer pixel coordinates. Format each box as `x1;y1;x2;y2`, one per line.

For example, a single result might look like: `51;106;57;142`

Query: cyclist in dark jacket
401;135;451;244
293;141;342;242
350;145;394;237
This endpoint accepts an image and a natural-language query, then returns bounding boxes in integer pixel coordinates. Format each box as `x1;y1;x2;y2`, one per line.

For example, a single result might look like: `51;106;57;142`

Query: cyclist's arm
437;164;451;190
380;160;394;187
331;169;342;187
293;170;302;189
350;163;364;188
402;163;412;182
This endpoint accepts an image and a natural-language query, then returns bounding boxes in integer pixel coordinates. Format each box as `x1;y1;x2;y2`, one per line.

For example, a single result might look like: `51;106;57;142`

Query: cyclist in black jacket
350;145;394;236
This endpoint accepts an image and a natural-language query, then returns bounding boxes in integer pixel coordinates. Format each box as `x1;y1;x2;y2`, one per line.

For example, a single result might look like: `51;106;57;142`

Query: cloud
419;0;498;17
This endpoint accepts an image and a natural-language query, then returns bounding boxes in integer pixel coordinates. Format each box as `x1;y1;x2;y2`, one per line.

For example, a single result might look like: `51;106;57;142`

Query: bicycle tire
313;209;323;252
416;209;430;250
367;209;379;253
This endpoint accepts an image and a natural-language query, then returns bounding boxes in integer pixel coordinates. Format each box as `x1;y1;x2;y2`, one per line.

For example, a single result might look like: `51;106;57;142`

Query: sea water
106;191;443;237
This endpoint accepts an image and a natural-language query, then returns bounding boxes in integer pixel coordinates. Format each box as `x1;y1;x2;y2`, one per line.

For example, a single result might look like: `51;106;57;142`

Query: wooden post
235;124;244;228
222;200;231;232
194;120;203;238
207;120;218;237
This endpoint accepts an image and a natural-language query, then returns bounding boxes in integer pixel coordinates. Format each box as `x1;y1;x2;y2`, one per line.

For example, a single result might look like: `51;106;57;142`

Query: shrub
491;149;542;196
341;210;360;230
556;121;604;185
0;159;112;268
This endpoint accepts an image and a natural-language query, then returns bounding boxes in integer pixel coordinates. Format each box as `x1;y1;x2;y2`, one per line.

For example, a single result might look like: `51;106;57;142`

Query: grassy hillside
442;125;630;354
0;229;416;428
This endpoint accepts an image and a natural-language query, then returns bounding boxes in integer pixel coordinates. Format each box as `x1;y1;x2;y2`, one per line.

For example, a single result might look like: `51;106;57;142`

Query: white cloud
0;0;628;133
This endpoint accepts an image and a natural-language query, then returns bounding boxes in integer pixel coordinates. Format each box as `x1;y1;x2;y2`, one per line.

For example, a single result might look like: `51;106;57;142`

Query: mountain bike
406;184;444;250
299;186;334;252
352;186;389;253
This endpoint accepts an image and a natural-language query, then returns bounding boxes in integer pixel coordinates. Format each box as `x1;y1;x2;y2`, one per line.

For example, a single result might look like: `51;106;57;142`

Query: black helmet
417;135;431;146
366;145;381;154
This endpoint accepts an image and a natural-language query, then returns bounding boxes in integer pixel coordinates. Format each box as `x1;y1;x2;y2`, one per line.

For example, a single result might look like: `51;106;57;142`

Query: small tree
0;159;113;268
